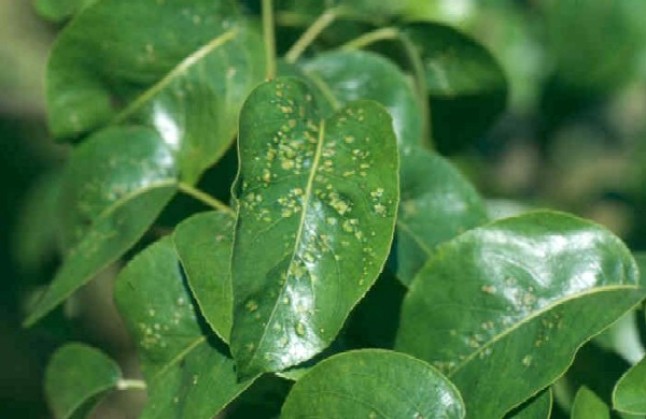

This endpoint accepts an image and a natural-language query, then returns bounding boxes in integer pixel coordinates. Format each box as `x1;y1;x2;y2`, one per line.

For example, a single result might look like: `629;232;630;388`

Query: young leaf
114;237;256;418
396;211;644;418
230;78;399;378
46;0;266;183
302;50;424;149
613;356;646;414
506;389;553;419
23;127;177;327
394;147;488;286
281;349;465;418
571;387;610;419
401;22;507;153
174;211;235;342
45;343;122;419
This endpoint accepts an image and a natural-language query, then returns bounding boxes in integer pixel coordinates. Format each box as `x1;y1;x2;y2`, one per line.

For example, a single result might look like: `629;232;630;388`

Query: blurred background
2;0;646;417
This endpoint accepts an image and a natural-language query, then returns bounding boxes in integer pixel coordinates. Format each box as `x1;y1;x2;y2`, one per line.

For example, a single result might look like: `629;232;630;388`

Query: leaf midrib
113;28;239;123
448;284;642;376
243;119;327;371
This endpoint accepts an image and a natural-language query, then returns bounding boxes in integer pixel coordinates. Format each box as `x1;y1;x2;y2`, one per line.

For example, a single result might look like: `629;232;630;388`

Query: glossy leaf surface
47;0;265;182
613;356;646;414
281;349;465;418
401;22;507;153
395;147;487;286
396;211;644;418
23;127;176;327
45;343;121;419
506;389;552;419
231;78;399;378
571;387;610;419
174;211;235;342
302;50;424;149
114;237;255;418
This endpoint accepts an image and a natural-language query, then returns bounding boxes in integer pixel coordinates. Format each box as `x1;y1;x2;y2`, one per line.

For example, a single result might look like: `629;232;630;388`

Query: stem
399;33;432;145
285;7;343;63
340;27;399;50
262;0;276;79
342;27;433;147
116;379;146;391
178;183;235;216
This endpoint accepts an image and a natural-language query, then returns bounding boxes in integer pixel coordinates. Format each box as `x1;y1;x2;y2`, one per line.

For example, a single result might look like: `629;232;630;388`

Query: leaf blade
24;126;177;327
174;211;235;342
231;78;399;378
396;211;644;418
45;343;121;419
613;356;646;414
281;349;465;419
114;237;256;418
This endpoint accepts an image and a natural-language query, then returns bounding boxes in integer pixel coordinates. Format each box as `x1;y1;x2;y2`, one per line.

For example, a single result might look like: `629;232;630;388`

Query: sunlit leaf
24;126;176;327
397;211;644;418
114;237;256;418
281;349;465;418
571;387;609;419
230;77;399;378
46;0;265;183
45;343;121;419
395;147;487;286
174;211;235;342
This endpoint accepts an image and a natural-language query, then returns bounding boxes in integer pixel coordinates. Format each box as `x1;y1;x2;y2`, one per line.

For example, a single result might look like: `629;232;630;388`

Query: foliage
19;0;646;417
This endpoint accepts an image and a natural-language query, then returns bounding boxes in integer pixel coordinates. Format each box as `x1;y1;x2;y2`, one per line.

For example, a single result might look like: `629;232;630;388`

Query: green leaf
230;77;399;378
401;22;507;153
613;356;646;414
23;126;176;327
281;349;465;418
571;387;610;419
34;0;96;22
47;0;266;183
114;237;256;418
395;147;488;286
45;343;121;419
174;211;235;342
302;50;424;149
544;0;646;93
396;211;644;418
506;389;553;419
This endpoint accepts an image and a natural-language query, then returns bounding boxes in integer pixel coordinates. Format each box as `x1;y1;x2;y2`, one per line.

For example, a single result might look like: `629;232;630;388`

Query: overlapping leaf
302;50;424;149
24;126;177;327
394;147;487;286
613;356;646;414
281;349;465;418
230;77;399;378
47;0;265;183
506;389;552;419
174;211;235;342
396;211;645;418
401;22;507;153
571;387;610;419
45;343;122;419
114;237;256;418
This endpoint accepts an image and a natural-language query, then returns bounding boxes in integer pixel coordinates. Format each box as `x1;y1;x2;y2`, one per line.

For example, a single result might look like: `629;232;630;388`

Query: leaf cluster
26;0;646;418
